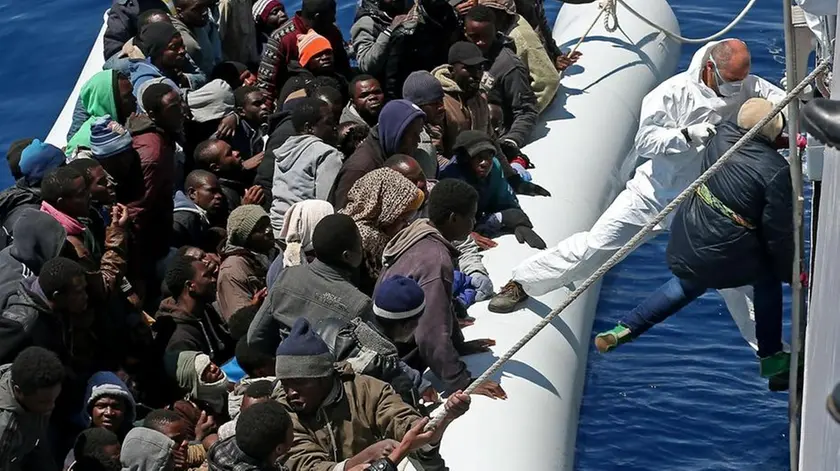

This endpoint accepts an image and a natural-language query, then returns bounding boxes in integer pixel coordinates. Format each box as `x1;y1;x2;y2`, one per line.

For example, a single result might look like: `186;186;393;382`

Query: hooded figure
81;371;137;434
66;70;133;156
0;209;66;308
266;200;334;287
269;134;344;238
339;168;424;295
329;100;425;209
168;350;229;414
0;142;64;238
492;40;787;353
120;427;176;471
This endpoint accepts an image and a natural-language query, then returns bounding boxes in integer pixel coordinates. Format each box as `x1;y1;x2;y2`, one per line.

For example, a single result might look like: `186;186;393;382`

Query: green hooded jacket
66;70;119;156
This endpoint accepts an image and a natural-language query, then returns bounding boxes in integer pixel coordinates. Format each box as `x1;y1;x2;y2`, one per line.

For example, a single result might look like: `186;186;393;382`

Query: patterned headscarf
340;168;425;281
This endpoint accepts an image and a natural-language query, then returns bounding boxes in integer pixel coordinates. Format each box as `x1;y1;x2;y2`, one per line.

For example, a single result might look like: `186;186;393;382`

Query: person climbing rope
595;98;794;391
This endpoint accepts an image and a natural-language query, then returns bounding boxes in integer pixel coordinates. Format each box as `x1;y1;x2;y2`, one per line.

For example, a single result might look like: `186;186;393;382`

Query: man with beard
341;74;385;127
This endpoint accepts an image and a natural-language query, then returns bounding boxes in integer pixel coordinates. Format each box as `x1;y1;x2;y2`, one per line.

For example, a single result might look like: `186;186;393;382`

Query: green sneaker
759;351;791;378
594;325;632;353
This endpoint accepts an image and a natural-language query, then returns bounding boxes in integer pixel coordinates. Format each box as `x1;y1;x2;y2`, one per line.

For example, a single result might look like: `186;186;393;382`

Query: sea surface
0;0;798;469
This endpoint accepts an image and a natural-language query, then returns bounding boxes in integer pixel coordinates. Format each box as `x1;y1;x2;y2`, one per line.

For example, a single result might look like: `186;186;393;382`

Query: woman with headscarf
340;167;425;295
266;200;334;288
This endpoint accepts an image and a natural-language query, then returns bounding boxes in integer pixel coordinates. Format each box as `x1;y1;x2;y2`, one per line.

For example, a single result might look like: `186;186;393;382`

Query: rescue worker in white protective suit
488;39;787;352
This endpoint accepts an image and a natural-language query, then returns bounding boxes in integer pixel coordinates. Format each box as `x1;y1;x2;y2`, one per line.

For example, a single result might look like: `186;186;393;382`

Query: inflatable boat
44;0;680;469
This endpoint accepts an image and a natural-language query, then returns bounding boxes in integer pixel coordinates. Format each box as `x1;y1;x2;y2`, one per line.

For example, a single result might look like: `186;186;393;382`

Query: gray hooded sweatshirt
269;134;343;237
0;364;55;471
120;427;175;471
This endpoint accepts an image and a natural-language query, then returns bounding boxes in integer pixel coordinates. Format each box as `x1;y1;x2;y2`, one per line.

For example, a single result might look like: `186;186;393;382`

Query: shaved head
709;39;750;82
185;169;217;190
385;154;427;195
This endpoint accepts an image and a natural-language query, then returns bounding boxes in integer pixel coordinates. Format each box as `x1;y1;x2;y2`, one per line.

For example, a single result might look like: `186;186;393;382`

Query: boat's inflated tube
428;1;680;470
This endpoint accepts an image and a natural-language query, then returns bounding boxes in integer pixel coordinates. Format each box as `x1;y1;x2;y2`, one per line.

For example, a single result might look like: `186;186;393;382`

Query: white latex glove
684;122;717;145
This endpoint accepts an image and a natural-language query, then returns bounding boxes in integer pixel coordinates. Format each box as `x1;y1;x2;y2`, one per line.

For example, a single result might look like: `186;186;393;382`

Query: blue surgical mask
710;56;744;97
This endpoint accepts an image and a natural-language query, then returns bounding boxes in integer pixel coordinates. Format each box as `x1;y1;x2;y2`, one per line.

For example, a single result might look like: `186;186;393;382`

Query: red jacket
126;114;175;262
257;14;351;99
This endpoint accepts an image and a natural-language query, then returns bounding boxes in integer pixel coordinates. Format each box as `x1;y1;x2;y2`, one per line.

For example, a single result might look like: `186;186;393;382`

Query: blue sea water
0;0;796;469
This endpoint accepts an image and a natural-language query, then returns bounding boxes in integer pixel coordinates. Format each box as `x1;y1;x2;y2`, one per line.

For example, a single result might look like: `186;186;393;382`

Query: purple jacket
377;219;469;392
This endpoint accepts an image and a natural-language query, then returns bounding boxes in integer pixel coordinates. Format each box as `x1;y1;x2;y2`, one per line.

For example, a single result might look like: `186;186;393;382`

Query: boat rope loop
600;0;759;44
426;57;832;431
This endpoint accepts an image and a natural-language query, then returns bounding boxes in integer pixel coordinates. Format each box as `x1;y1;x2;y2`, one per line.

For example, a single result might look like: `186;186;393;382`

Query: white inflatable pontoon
45;1;680;469
433;2;679;470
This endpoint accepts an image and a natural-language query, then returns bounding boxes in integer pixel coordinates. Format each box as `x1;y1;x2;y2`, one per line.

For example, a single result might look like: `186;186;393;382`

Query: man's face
91;395;126;432
88;165;117;205
390;316;420;343
351;79;384;121
155;91;186;135
188;260;217;300
308;50;334;74
282;377;331;414
179;0;211;27
312;105;339;147
215;141;243;174
444;200;477;242
343;229;364;268
188;176;224;215
241;90;270;126
55;275;90;318
247;217;275;254
266;6;286;29
117;75;138;121
59;176;92;219
15;383;62;415
468;149;494;179
397;117;424;155
419;100;445;127
452;62;482;96
464;19;496;55
183;247;219;274
200;361;224;383
160;34;188;71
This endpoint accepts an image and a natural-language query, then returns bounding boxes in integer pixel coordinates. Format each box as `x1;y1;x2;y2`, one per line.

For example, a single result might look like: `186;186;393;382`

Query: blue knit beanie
19;139;64;184
373;275;426;320
402;71;444;106
275;318;335;379
377;99;425;155
90;116;134;159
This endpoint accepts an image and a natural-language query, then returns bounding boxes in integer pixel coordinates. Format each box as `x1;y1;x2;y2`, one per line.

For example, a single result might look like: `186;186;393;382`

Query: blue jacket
667;121;794;288
438;156;519;236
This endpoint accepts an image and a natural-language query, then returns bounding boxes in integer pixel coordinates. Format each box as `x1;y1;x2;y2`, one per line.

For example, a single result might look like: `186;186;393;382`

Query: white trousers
511;187;777;352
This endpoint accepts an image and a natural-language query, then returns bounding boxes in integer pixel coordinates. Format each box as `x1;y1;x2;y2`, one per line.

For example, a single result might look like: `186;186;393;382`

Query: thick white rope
426;58;832;430
601;0;759;44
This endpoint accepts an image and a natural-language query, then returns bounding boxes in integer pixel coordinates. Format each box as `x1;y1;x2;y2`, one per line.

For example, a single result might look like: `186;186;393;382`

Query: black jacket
256;109;297;211
667;121;794;289
0;209;66;309
485;37;539;147
0;180;42;238
0;278;64;366
381;0;458;100
103;0;167;59
329;127;386;210
154;298;234;364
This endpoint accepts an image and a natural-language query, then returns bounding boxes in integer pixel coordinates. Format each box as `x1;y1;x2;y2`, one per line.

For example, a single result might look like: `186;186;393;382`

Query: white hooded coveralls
511;40;786;351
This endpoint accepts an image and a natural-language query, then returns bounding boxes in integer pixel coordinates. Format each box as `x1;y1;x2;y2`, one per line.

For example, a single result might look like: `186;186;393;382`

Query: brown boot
488;281;528;313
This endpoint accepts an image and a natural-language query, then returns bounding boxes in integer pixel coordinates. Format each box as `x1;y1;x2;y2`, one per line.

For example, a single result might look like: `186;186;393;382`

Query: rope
601;0;759;44
559;7;607;79
426;58;832;431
